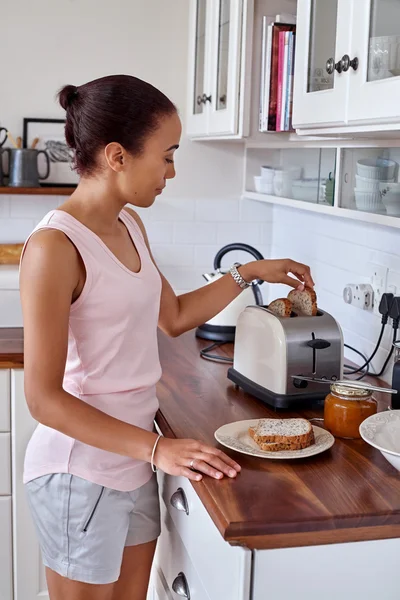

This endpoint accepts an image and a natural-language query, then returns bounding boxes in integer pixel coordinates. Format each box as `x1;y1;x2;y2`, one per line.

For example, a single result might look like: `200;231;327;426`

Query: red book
276;31;285;132
268;23;296;131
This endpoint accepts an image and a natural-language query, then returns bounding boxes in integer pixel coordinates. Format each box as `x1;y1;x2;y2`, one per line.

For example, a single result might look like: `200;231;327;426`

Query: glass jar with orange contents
324;383;378;439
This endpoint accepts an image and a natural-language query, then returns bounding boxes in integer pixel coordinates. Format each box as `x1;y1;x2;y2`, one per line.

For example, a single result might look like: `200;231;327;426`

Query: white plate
214;419;335;460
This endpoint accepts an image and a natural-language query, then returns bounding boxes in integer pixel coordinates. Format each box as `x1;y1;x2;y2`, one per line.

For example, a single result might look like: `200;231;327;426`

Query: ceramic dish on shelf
356;157;397;181
354;189;386;213
359;410;400;472
292;178;323;202
260;166;275;182
214;419;334;460
254;176;273;195
379;182;400;216
355;173;394;191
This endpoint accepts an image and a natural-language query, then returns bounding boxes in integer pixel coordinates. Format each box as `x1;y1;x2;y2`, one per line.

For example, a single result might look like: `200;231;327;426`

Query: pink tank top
21;209;162;492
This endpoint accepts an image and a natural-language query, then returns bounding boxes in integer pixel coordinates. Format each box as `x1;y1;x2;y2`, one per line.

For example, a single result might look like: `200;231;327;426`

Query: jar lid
331;382;372;398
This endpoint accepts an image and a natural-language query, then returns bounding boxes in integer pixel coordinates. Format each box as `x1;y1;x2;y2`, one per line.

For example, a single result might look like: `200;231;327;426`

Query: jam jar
324;383;377;439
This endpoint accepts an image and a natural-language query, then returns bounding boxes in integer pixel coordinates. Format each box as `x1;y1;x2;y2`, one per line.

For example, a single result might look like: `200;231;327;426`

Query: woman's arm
126;208;314;337
20;228;240;481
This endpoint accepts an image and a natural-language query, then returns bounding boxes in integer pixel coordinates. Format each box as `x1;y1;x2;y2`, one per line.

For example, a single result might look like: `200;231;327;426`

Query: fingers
181;467;203;482
193;452;239;478
282;274;304;289
287;260;315;289
199;446;241;471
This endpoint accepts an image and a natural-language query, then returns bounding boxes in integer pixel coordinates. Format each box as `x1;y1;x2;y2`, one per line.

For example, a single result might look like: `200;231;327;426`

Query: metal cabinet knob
326;57;343;74
341;54;359;72
170;488;189;515
196;95;204;106
172;572;191;599
202;93;212;104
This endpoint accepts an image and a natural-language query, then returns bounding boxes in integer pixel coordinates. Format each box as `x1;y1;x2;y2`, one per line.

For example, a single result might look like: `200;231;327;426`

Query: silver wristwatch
229;263;251;290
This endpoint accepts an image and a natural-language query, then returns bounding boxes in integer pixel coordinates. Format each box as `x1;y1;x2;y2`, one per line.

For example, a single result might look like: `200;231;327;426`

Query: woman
20;74;314;600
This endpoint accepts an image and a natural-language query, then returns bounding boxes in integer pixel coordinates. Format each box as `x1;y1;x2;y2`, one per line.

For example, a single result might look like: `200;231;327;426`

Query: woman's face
121;112;182;207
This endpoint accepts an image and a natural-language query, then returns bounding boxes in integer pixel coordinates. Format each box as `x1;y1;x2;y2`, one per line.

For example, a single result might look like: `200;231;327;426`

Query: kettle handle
214;243;264;288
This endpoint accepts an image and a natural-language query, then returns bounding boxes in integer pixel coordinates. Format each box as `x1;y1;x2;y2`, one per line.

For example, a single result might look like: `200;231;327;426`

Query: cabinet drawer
157;496;211;600
0;370;10;432
0;496;13;600
0;433;11;495
159;471;251;600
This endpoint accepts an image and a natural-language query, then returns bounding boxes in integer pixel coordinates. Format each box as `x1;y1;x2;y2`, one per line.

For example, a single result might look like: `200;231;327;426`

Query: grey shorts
25;473;161;585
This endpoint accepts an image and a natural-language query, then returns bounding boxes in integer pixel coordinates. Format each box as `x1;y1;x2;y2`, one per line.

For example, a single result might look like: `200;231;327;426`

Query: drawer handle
170;488;189;515
172;572;191;599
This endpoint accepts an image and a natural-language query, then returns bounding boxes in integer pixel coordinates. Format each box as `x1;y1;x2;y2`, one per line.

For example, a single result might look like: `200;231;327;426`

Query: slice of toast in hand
287;287;317;316
268;298;292;318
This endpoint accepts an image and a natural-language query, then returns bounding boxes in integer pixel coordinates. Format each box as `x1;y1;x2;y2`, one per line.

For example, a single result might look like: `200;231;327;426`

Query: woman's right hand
154;437;241;481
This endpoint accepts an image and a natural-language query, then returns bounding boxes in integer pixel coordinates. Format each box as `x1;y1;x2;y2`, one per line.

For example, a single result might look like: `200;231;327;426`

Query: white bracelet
151;434;162;472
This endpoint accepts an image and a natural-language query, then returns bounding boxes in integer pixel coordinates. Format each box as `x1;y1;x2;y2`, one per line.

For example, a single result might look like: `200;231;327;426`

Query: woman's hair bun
58;85;79;110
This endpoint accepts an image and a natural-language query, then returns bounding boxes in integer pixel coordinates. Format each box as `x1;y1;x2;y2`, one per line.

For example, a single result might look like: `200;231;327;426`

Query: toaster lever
307;339;331;350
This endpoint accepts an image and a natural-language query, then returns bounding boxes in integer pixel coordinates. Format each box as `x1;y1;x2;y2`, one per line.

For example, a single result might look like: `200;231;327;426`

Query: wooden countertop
0;328;23;368
156;331;400;550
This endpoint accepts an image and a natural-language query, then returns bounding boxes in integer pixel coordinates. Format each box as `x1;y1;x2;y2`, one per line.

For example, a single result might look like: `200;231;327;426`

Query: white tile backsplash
195;197;240;222
173;221;217;245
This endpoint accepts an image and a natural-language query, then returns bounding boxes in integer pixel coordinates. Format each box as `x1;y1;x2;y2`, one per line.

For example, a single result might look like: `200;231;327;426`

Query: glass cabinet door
208;0;243;135
193;0;207;116
348;0;400;124
216;0;230;111
293;0;350;129
307;0;339;93
367;0;400;82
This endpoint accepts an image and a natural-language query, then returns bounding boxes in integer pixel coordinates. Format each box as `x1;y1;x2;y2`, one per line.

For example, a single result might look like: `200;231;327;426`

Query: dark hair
58;75;177;176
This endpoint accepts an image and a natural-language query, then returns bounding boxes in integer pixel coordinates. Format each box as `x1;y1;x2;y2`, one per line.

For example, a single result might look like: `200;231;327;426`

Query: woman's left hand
241;259;314;290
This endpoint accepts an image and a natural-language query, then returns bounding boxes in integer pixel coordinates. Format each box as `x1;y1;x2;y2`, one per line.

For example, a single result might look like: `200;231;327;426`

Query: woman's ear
104;142;125;172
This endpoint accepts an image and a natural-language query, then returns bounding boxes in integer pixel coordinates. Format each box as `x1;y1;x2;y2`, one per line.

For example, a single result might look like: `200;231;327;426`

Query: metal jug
8;149;50;187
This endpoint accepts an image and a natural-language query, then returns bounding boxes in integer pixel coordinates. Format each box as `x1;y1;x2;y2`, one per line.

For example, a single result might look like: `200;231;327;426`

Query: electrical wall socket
369;263;389;315
343;284;374;310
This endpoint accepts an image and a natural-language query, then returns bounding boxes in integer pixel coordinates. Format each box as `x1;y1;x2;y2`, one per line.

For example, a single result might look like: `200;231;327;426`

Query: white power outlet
369;263;389;315
343;284;374;310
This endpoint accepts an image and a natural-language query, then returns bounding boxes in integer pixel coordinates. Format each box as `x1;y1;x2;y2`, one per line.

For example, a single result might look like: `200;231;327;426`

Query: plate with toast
215;418;334;459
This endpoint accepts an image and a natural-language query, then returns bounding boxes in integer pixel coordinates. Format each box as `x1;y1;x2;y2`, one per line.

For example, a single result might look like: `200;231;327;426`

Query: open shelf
0;187;76;196
244;191;400;229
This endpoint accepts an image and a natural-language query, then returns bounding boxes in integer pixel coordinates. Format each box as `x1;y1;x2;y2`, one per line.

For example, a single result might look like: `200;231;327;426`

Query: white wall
0;0;270;291
269;205;400;382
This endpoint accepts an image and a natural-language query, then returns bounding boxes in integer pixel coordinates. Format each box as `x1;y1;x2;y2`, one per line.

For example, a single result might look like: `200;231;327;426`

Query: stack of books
259;14;296;133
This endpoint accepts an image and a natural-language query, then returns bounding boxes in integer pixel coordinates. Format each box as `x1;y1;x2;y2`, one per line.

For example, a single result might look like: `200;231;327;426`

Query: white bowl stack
254;165;303;197
354;158;397;213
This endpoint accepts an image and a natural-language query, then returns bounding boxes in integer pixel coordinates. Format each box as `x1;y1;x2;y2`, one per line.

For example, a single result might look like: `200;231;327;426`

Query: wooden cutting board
0;243;23;264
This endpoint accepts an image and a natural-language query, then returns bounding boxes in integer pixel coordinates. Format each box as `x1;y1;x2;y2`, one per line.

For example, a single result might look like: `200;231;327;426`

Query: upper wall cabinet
186;0;253;139
293;0;400;135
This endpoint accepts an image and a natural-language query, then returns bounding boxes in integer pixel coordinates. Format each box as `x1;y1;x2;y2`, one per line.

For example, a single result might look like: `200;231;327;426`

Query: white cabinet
0;497;13;600
154;471;251;600
293;0;400;134
186;0;253;138
11;369;49;600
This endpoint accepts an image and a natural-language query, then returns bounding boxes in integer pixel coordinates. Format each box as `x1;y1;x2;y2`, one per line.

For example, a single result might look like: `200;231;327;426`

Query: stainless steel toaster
228;305;344;409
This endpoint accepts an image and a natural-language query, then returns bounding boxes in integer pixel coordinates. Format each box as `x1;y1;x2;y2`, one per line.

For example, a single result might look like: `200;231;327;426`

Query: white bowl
274;166;302;180
379;183;400;215
355;173;394;191
260;166;275;182
354;188;386;213
356;157;397;181
254;176;273;194
360;410;400;472
292;178;322;202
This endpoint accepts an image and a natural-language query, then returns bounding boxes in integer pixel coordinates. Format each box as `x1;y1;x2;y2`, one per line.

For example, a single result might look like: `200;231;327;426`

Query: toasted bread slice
287;287;317;316
268;298;292;318
249;418;315;447
258;438;315;452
